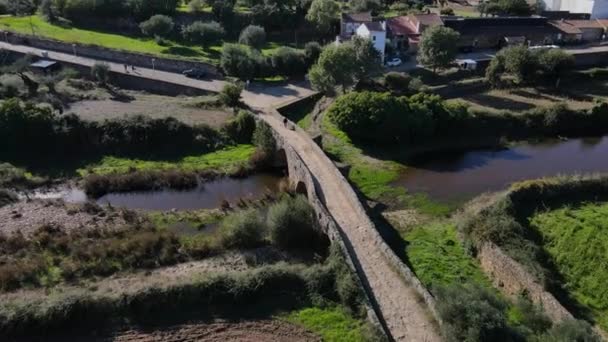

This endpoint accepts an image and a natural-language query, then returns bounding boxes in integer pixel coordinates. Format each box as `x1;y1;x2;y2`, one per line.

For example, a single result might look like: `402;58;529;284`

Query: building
355;22;387;61
443;17;562;49
340;12;373;38
542;0;608;19
549;19;606;42
339;11;387;63
386;14;443;52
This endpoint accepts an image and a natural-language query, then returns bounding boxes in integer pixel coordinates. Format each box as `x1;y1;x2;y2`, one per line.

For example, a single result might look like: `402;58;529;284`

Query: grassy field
78;144;256;176
400;222;490;289
529;202;608;330
286;306;371;342
0;15;288;64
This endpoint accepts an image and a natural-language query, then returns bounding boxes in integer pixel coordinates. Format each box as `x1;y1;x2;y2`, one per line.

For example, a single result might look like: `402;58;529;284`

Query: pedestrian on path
124;64;128;73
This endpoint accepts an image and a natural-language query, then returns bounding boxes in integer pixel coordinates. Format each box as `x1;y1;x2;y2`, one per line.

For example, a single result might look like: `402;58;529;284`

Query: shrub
384;72;411;91
218;82;243;108
222;110;256;143
304;41;322;64
217;209;266;249
436;282;510;342
252;120;276;154
536;319;601;342
440;7;454;15
91;62;110;84
220;43;265;80
83;170;198;197
238;25;266;49
267;195;320;250
181;21;225;47
271;47;307;78
139;14;174;38
0;188;17;208
507;297;551;336
188;0;206;12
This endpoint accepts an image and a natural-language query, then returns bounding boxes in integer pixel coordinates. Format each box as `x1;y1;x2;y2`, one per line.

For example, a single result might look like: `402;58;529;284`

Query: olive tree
139;15;174;38
238;25;266;49
181;21;225;47
418;26;460;73
306;0;339;33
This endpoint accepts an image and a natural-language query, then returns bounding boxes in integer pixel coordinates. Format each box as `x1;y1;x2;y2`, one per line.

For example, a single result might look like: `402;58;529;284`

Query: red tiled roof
596;19;608;29
568;20;604;29
387;16;417;36
411;13;443;27
549;20;582;35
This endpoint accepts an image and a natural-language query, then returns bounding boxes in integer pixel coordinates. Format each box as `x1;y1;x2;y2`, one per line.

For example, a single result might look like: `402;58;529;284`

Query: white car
528;45;560;51
385;58;402;67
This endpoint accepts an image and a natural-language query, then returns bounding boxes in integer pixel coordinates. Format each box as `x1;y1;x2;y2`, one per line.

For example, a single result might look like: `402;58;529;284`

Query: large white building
355;22;387;62
543;0;608;19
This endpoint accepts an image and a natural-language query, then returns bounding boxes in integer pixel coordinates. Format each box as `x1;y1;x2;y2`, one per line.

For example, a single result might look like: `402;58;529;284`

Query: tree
307;38;379;94
351;36;380;80
220;43;264;80
486;45;537;86
2;56;39;97
8;0;37;35
537;48;574;88
238;25;266;49
40;0;58;22
188;0;206;12
91;62;110;84
418;26;460;73
306;0;339;33
139;15;174;38
479;0;532;16
304;41;322;64
218;82;244;109
181;21;225;47
128;0;180;20
271;47;307;78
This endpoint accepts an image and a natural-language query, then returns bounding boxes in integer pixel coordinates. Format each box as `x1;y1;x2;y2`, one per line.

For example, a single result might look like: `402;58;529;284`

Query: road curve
260;112;441;342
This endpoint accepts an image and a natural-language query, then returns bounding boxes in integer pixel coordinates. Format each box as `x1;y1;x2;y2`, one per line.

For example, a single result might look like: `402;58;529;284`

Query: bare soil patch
0;199;134;237
67;93;233;128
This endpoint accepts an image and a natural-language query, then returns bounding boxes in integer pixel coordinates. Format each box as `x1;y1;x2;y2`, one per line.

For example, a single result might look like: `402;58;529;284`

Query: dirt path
260;112;441;341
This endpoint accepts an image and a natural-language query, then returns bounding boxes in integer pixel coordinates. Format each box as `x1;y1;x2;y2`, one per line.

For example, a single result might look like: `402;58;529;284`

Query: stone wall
5;32;220;76
478;242;573;323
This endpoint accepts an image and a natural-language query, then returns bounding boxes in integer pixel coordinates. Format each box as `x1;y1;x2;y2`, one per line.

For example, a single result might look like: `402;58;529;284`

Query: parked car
385;58;402;67
182;68;206;79
528;45;560;51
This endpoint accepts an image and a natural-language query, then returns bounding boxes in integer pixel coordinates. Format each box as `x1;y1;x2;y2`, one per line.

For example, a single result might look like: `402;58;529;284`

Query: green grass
285;307;369;342
529;202;608;330
0;15;294;64
321;113;450;215
403;222;491;289
78;144;256;176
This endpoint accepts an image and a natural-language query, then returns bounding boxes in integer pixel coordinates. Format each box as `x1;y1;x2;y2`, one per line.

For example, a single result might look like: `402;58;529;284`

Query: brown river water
394;136;608;203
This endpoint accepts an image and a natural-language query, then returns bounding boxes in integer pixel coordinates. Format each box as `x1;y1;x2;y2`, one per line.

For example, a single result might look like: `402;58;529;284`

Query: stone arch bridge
260;109;442;342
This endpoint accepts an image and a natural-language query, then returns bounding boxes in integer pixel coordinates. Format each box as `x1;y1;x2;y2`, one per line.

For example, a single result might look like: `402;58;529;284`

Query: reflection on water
395;137;608;202
33;174;285;211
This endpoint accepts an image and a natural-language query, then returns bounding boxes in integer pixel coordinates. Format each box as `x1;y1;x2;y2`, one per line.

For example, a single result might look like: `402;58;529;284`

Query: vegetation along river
35;174;285;210
395;136;608;203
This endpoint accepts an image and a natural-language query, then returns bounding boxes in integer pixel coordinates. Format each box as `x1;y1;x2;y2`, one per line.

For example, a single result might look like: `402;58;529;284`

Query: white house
543;0;608;19
355;22;387;63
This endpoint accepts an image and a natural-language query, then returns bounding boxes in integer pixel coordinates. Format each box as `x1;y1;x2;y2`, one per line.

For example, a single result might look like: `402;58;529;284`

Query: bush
181;21;225;47
536;319;601;342
222;110;256;143
267;195;321;250
188;0;206;12
139;14;174;38
217;209;266;249
83;170;198;197
436;282;510;342
220;43;265;80
238;25;266;49
91;62;110;84
304;41;322;64
252;120;276;154
384;72;411;91
271;47;307;78
507;297;551;336
440;7;454;15
0;188;17;208
218;82;243;108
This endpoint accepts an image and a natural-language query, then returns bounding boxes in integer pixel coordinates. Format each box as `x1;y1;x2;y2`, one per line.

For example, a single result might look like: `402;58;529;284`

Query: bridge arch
294;181;308;198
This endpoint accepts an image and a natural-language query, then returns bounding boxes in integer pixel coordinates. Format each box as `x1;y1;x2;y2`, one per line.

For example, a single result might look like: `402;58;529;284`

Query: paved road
0;41;316;109
261;111;441;342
